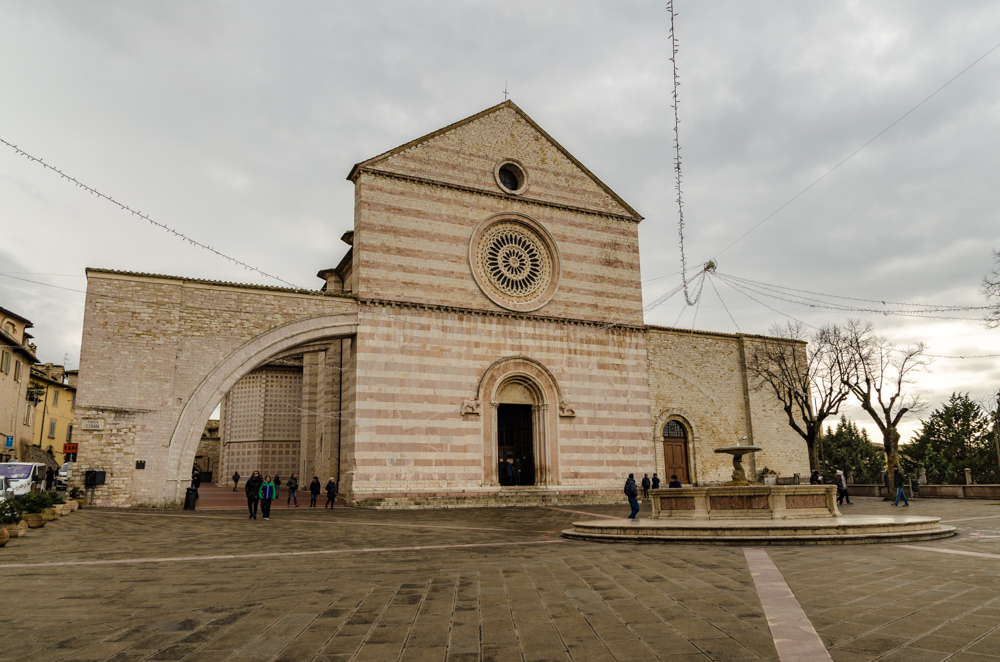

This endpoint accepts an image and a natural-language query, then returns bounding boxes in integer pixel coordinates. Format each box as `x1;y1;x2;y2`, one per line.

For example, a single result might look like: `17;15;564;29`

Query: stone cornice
355;167;641;224
357;296;645;332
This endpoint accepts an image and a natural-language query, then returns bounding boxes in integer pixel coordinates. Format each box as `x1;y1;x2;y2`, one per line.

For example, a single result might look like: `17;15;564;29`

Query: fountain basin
651;485;839;520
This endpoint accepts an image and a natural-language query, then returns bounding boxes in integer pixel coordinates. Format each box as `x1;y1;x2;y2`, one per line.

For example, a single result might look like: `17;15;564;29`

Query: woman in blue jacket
259;475;277;520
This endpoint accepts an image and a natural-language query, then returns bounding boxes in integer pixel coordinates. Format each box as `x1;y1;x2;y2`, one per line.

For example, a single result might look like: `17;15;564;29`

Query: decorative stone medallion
470;214;561;312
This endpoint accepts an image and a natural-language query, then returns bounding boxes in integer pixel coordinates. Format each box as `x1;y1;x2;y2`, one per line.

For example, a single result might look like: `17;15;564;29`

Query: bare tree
831;319;930;492
984;249;1000;328
745;322;852;472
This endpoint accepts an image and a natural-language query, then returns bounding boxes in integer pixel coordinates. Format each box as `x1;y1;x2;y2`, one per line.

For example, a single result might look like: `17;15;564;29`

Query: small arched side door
662;420;690;484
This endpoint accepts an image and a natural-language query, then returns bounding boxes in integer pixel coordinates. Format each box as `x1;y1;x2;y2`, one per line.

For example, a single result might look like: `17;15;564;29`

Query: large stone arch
476;356;562;486
163;314;357;500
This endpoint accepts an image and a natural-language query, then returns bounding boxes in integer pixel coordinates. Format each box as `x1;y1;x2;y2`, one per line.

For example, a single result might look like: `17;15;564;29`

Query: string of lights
0;138;302;290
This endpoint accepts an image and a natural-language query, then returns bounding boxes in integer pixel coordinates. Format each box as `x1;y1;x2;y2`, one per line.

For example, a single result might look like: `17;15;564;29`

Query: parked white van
0;463;46;497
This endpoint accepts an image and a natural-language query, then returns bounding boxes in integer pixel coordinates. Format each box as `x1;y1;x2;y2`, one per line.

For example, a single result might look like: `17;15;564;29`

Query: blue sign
4;436;12;449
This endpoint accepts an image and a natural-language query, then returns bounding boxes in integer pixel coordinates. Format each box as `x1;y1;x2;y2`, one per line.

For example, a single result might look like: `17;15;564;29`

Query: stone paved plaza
3;496;1000;661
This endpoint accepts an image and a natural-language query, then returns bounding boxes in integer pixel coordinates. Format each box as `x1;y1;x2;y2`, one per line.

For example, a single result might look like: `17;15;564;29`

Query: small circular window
493;160;528;195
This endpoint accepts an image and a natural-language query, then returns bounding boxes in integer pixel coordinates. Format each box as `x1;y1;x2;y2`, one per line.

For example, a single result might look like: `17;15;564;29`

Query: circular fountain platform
562;514;956;545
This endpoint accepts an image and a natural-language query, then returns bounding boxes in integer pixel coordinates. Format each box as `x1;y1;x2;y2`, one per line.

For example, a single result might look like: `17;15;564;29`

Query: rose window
475;222;553;305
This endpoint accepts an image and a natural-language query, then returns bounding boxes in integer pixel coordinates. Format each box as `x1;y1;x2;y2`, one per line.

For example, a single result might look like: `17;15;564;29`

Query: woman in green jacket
259;475;277;520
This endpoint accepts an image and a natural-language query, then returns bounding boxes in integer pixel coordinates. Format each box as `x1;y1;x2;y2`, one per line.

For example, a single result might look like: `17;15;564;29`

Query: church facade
73;102;808;508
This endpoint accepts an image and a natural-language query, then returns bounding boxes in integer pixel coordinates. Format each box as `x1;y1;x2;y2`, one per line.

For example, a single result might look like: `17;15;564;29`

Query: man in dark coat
191;469;201;500
513;458;523;486
891;466;909;507
245;470;263;520
232;470;241;492
641;474;651;501
651;473;660;490
45;467;55;491
503;460;514;486
624;474;640;519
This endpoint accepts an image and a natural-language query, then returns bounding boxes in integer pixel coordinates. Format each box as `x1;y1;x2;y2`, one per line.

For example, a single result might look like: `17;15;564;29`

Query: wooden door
662;420;690;484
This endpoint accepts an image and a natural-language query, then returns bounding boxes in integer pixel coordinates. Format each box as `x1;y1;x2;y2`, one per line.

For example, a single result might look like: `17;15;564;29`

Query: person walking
259;475;276;520
310;476;321;507
668;474;682;488
835;470;852;506
891;465;909;507
191;468;201;500
232;470;241;492
651;473;660;490
286;474;299;506
624;473;640;519
273;474;281;499
641;474;651;501
245;470;262;520
325;477;337;508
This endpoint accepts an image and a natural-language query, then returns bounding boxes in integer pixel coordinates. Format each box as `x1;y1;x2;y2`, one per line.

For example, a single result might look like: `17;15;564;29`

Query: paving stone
4;497;1000;661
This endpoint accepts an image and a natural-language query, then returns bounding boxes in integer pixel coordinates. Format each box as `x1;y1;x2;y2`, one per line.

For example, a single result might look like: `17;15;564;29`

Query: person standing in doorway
287;474;299;507
245;470;262;520
891;466;909;507
310;476;321;507
273;474;281;500
259;475;276;520
624;473;640;519
503;459;513;486
325;477;337;508
232;470;241;492
513;458;523;486
668;474;682;488
641;474;651;501
651;473;660;490
191;468;201;500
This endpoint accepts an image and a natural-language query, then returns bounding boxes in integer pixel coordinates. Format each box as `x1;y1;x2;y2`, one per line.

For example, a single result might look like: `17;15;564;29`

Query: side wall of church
645;328;809;484
346;304;651;498
351;172;643;326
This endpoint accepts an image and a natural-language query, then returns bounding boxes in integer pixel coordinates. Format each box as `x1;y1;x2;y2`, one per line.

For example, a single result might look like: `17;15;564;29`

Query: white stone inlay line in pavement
898;544;1000;560
743;547;833;662
0;539;565;570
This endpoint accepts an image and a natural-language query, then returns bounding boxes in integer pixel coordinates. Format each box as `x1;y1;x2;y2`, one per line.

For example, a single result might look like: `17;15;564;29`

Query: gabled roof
347;100;642;222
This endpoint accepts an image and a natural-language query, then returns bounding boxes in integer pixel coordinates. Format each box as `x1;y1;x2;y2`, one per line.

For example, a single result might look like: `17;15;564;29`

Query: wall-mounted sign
63;443;78;454
4;436;12;449
80;418;105;431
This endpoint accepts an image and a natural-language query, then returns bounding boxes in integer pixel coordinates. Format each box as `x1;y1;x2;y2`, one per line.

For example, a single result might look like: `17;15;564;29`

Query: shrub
69;487;84;500
0;499;22;524
47;491;65;505
19;492;50;514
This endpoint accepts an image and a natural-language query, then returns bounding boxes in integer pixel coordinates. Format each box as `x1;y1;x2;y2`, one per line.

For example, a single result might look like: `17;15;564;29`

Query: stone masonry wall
644;327;809;484
348;303;652;499
73;271;357;506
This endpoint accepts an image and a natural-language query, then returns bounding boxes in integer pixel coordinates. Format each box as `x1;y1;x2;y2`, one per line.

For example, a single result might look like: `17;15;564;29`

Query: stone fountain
714;443;762;486
563;441;955;545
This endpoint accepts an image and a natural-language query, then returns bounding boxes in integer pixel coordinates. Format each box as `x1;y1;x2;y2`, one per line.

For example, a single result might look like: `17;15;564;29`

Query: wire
707;273;741;333
0;138;302;289
720;272;989;311
709;36;1000;262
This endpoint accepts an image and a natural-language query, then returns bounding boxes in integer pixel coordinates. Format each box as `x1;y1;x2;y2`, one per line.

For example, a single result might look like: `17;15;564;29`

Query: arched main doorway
478;356;561;488
495;380;536;486
662;420;691;484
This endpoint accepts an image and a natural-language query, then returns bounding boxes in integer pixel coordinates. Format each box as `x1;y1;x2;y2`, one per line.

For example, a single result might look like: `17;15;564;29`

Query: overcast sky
2;1;998;441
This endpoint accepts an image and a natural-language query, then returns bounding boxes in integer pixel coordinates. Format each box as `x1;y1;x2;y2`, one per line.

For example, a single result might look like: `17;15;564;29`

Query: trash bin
910;479;920;498
184;487;198;510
